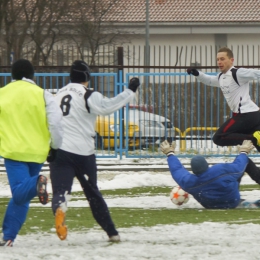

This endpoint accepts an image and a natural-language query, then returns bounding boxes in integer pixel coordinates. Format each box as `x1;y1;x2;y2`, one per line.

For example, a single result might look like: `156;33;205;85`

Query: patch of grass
0;197;10;206
62;184;260;198
66;187;174;200
239;184;260;191
2;207;260;236
112;208;260;227
0;184;259;237
101;186;173;197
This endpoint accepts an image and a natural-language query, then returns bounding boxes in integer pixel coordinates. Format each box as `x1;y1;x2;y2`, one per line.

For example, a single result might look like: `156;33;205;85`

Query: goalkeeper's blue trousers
2;159;43;241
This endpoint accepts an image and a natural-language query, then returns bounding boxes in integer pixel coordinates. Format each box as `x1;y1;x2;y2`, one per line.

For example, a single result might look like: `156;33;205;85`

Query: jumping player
187;47;260;184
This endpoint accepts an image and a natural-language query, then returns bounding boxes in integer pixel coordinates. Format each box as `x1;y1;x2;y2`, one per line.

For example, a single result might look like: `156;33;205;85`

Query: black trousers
50;149;118;237
212;110;260;184
213;110;260;147
245;158;260;185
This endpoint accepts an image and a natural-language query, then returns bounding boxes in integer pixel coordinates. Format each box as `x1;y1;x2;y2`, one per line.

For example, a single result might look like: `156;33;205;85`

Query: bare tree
1;0;30;64
1;0;69;65
25;0;69;66
0;0;10;32
66;0;133;67
0;0;10;66
1;0;134;66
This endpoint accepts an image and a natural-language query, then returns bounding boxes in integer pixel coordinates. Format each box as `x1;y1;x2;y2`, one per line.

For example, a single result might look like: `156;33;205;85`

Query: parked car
95;115;140;149
109;107;174;146
128;108;174;145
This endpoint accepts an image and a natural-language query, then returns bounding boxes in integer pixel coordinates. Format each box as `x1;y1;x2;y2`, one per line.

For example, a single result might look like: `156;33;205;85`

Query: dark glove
128;77;140;92
47;148;57;163
187;68;199;76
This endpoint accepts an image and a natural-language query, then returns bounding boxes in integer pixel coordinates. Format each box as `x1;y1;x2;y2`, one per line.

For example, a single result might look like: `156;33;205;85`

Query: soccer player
49;60;140;242
160;140;256;209
0;59;63;247
187;46;260;184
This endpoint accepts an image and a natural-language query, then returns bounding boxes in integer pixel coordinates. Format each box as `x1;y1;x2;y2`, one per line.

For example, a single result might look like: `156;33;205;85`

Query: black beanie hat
70;60;91;83
11;59;34;80
191;155;209;175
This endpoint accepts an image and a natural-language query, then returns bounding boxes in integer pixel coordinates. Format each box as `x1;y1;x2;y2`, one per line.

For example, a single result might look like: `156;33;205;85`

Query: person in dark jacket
160;139;256;209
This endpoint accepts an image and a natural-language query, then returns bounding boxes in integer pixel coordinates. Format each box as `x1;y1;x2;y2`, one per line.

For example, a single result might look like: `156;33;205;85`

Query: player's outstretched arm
160;140;175;156
187;68;199;76
187;68;219;87
87;77;140;116
236;67;260;80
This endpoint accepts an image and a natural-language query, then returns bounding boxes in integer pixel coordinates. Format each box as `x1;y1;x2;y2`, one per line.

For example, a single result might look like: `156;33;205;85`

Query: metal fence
1;44;260;70
1;71;260;159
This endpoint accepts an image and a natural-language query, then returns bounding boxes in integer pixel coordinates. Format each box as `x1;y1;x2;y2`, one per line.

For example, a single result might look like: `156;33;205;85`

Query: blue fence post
118;70;124;160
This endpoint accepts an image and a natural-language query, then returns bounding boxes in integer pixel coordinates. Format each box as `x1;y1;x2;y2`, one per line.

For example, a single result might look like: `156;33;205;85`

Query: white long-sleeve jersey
44;90;63;149
21;78;63;150
196;67;260;113
55;83;135;155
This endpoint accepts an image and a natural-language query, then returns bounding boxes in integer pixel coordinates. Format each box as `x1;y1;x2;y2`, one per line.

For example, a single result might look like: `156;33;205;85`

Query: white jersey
44;90;63;149
21;78;63;150
196;67;260;113
55;83;135;155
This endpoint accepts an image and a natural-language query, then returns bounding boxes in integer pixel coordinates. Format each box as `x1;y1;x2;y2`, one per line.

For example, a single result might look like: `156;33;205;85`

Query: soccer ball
170;186;189;206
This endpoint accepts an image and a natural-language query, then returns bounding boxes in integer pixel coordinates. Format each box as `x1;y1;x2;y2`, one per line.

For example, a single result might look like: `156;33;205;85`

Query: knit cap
191;155;209;175
70;60;91;83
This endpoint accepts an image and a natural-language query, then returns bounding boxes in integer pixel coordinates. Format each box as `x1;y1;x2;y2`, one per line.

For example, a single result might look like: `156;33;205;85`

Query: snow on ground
0;159;260;260
1;223;260;260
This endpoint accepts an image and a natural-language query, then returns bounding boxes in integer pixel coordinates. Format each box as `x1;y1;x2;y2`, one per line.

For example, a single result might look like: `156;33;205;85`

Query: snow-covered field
0;157;260;260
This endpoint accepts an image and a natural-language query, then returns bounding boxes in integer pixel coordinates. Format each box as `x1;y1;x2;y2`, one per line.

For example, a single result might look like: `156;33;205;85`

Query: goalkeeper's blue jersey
167;153;248;209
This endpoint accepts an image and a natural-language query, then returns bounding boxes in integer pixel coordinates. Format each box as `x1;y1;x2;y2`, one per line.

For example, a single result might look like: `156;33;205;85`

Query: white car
110;107;174;146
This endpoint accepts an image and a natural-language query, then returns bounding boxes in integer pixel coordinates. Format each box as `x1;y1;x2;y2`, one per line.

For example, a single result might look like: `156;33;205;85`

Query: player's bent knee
212;134;220;145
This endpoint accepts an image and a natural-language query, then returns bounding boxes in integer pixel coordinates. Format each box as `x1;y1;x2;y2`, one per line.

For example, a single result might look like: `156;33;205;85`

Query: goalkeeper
160;140;258;209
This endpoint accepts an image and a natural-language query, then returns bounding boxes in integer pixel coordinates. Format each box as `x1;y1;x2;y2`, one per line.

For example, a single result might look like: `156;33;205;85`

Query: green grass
71;184;260;198
239;184;260;191
0;184;260;236
71;186;173;199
